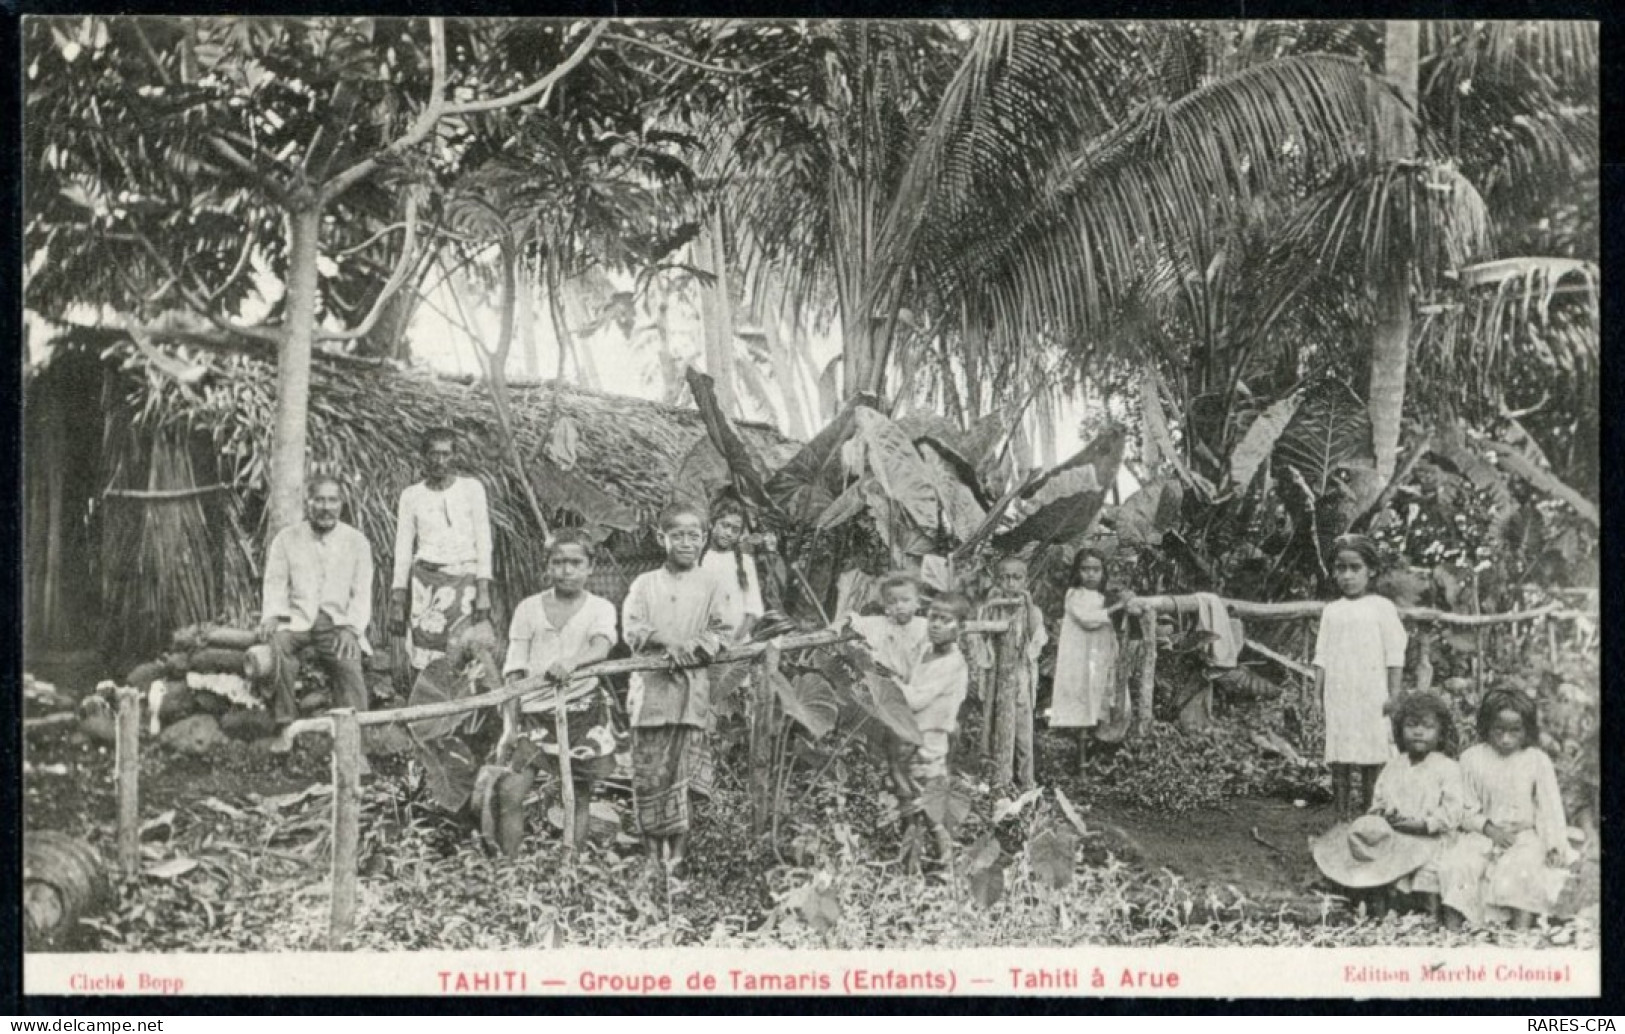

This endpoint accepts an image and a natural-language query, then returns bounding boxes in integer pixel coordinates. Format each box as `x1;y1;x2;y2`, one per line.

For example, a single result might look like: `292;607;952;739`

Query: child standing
495;530;621;855
975;556;1048;791
622;505;736;878
700;497;765;644
893;593;972;865
1313;691;1463;918
1052;548;1117;776
1314;534;1407;819
1438;690;1573;929
846;573;930;680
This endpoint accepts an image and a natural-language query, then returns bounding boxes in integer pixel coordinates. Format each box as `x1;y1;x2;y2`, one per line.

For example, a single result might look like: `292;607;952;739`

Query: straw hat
1312;815;1433;888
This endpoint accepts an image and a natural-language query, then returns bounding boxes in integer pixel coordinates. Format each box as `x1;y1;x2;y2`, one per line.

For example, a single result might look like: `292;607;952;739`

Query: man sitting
258;476;374;723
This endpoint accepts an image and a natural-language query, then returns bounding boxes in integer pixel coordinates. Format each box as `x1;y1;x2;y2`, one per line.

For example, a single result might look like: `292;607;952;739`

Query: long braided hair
707;495;754;592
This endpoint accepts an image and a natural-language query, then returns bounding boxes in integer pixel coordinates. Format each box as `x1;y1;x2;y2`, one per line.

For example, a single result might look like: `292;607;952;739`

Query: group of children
1310;534;1574;929
491;500;985;877
488;501;1574;923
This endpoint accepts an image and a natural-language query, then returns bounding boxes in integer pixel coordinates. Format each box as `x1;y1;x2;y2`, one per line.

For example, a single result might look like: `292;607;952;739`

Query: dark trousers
271;614;368;722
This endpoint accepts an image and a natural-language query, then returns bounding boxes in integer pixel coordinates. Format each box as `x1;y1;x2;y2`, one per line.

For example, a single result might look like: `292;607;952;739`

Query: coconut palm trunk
1369;20;1420;484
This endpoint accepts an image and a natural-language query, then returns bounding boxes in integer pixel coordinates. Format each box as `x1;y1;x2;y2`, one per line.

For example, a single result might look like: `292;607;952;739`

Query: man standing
389;428;494;672
259;476;374;722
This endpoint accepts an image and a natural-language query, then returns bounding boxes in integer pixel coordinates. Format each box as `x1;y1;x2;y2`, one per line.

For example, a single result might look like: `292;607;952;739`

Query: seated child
1312;692;1463;916
1362;691;1464;917
889;592;972;866
845;572;929;680
1437;689;1574;929
492;530;622;855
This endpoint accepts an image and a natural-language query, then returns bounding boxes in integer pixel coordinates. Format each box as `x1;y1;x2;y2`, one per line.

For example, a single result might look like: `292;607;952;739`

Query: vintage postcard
19;15;1600;1000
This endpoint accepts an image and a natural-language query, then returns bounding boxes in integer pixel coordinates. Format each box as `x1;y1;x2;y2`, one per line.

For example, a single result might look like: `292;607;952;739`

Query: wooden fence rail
98;597;1591;950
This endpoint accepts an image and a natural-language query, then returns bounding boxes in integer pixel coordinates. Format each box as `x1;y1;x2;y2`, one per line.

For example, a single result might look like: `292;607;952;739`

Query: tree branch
603;30;764;75
206;226;259;306
333;221;409;259
206;136;287;205
1478;437;1599;528
124;232;284;344
445;21;608;115
314;193;422;342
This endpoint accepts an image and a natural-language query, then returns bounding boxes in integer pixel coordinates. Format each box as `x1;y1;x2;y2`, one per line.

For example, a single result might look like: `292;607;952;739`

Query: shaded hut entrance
25;327;792;669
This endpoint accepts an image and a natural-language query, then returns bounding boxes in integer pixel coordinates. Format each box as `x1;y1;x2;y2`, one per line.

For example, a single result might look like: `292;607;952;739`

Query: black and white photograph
19;16;1600;998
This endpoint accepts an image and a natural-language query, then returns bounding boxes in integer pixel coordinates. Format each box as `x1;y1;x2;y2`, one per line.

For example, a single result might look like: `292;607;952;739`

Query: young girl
1314;534;1407;819
495;530;621;855
1052;548;1117;776
1438;690;1573;929
1361;691;1464;917
700;496;765;643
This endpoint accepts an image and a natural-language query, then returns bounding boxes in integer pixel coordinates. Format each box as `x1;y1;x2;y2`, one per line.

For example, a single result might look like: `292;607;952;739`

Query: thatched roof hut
25;326;794;663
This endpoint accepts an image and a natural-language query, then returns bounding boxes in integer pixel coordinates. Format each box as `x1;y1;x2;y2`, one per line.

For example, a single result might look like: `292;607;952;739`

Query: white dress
699;548;763;643
1314;594;1407;764
1438;744;1571;923
1051;588;1116;728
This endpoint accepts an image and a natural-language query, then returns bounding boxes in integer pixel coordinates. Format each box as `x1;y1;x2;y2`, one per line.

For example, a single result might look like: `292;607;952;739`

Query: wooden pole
1135;609;1157;738
114;686;141;877
750;646;780;837
553;686;576;854
329;708;361;949
990;606;1024;789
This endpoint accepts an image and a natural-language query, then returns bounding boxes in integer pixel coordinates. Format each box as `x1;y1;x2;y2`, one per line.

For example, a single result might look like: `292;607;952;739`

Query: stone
158;714;227;756
156;685;196;727
189;689;230;716
298;690;331;713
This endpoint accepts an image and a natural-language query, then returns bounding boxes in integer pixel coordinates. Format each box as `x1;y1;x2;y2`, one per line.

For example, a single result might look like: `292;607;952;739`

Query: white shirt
262;520;374;651
699;548;764;639
503;590;618;714
391;476;493;589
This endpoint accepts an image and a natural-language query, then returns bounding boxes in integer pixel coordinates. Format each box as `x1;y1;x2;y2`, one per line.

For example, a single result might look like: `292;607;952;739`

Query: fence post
749;645;780;838
329;708;361;949
989;611;1024;789
1135;608;1158;737
554;689;576;854
114;686;141;876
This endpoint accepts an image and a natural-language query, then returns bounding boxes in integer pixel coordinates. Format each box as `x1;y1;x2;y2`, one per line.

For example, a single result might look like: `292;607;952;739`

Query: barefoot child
1052;549;1116;776
846;572;929;680
1438;690;1573;929
894;592;972;864
494;530;621;855
975;556;1047;791
1314;691;1463;919
1314;534;1407;819
700;497;766;643
622;505;736;878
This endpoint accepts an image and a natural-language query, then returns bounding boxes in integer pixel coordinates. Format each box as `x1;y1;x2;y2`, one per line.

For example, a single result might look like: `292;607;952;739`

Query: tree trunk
516;262;538;380
1370;20;1420;484
696;210;737;416
267;203;322;544
764;313;810;439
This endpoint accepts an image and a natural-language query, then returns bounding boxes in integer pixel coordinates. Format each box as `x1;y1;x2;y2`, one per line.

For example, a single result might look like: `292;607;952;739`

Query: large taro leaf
1108;477;1184;547
917;439;989;541
856;669;923;745
409;732;479;812
915;436;994;509
766;396;875;523
991;426;1127;554
1027;826;1077;889
771;670;841;740
529;451;639;532
405;657;474;742
1271;382;1374;497
685;367;773;510
813;476;873;534
851;407;941;535
1228;393;1301;490
923;780;974;836
670;437;736;513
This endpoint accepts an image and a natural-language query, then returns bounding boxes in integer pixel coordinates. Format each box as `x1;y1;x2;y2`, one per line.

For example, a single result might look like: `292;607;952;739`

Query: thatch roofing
29;325;796;659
